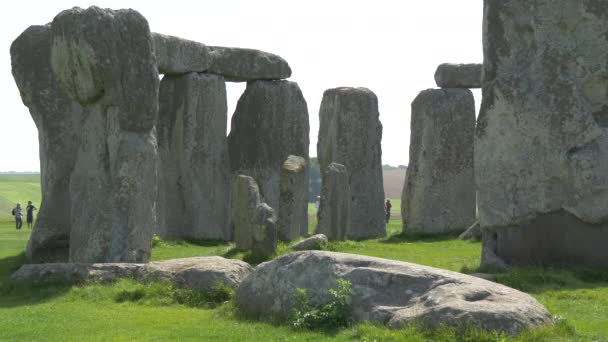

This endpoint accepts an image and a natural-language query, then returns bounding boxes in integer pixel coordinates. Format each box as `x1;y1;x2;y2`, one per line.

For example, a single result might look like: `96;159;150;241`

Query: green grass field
0;176;607;341
0;174;41;221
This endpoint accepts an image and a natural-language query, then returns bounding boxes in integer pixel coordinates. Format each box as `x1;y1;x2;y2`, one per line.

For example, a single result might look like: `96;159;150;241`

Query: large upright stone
316;163;351;241
51;6;159;263
402;89;476;233
277;155;308;241
231;175;277;257
228;80;309;215
152;33;210;75
207;47;292;82
11;25;82;262
317;87;385;239
434;63;482;89
478;0;608;266
157;72;230;240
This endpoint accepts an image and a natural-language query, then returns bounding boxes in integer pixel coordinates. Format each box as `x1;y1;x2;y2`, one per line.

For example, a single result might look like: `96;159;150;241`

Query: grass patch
0;178;607;340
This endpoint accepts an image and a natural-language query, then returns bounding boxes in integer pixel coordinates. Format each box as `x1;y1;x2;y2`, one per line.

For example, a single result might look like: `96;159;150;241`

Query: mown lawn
0;176;606;341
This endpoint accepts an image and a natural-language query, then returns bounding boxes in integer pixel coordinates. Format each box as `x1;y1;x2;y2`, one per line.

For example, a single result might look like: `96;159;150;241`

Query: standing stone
11;25;82;262
228;80;309;216
402;89;476;234
316;163;351;241
478;0;608;266
157;72;230;240
50;6;159;263
277;155;308;241
231;175;277;256
207;47;292;82
434;63;482;89
317;87;385;239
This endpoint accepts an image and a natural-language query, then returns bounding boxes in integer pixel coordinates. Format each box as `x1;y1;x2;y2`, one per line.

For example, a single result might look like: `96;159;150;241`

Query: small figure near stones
12;204;23;230
26;201;37;229
385;199;392;224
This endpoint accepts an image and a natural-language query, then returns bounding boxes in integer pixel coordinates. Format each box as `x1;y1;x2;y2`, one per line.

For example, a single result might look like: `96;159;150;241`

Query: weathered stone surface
318;88;385;239
145;257;252;290
478;0;608;266
228;80;309;214
434;63;482;89
236;251;553;334
152;33;210;75
251;203;278;257
207;46;291;82
316;163;351;241
50;6;159;263
157;72;230;240
402;89;476;234
290;234;328;251
11;256;252;291
11;25;82;262
277;155;308;241
231;175;277;256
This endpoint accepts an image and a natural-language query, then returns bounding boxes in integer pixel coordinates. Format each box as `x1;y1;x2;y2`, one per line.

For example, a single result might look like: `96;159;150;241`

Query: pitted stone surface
207;46;291;82
434;63;482;89
478;0;608;266
157;72;230;240
50;6;159;263
231;175;277;256
402;89;476;233
317;87;385;239
277;155;308;241
12;256;252;291
236;251;553;335
316;163;351;241
153;33;210;75
228;80;309;214
11;24;82;262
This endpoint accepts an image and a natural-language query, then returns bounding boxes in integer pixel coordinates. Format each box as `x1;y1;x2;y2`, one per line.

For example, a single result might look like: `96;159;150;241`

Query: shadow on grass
380;230;465;244
461;263;608;294
0;252;72;308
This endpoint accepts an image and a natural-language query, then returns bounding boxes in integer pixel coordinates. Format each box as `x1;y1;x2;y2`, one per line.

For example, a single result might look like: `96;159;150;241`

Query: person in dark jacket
26;201;37;229
385;199;392;224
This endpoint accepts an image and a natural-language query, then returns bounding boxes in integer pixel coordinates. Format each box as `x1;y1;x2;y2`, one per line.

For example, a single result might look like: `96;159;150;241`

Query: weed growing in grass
291;279;352;330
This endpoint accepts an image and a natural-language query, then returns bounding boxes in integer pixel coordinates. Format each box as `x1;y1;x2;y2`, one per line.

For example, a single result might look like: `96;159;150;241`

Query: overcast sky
0;0;482;171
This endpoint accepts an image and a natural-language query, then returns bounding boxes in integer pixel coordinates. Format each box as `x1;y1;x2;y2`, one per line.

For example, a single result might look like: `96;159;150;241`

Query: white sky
0;0;482;172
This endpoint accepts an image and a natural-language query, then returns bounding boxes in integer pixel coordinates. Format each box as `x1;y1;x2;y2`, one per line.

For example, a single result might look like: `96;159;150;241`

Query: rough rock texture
157;72;230;240
231;175;277;256
152;33;210;75
478;0;608;266
402;89;476;234
277;156;308;241
207;46;291;82
316;163;351;241
11;256;252;291
434;63;482;89
50;6;159;263
236;251;553;334
318;88;385;239
228;80;309;215
290;234;328;251
11;25;82;262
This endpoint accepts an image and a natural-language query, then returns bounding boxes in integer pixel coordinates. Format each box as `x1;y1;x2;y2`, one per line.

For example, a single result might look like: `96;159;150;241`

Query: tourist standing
385;199;392;224
26;201;37;229
12;203;23;230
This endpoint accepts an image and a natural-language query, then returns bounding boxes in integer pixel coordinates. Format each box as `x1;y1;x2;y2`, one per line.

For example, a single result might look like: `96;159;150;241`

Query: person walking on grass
26;201;37;229
385;199;392;224
12;203;23;230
